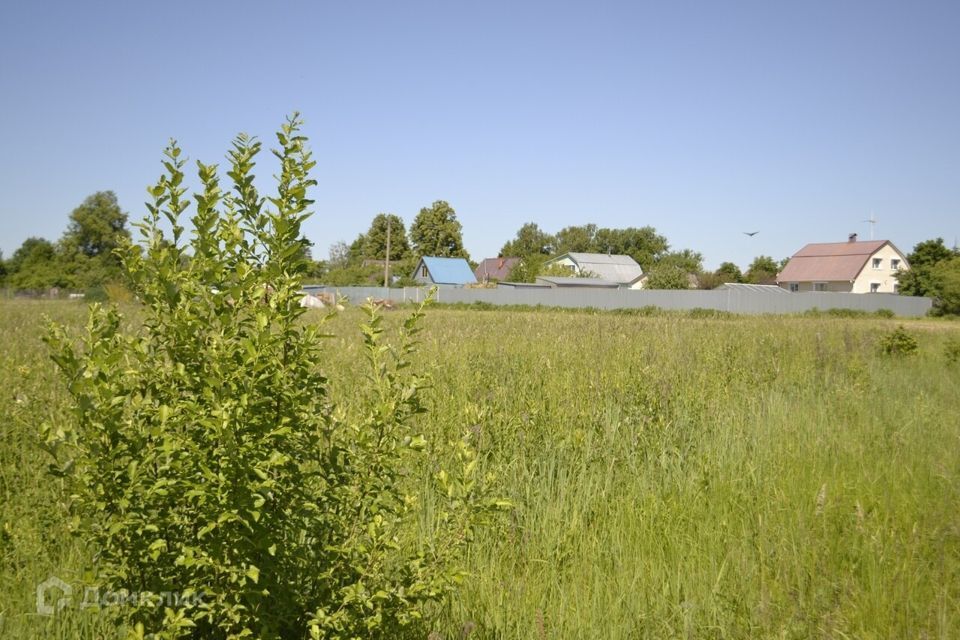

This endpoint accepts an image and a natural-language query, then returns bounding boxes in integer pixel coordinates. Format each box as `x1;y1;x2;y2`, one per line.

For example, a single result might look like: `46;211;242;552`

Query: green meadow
2;299;959;638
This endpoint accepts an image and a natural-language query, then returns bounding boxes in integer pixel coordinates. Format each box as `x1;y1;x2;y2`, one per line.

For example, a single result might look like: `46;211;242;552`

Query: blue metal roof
418;257;477;285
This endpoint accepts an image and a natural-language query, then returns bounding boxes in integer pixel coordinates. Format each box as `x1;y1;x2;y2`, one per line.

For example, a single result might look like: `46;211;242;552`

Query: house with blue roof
412;256;477;286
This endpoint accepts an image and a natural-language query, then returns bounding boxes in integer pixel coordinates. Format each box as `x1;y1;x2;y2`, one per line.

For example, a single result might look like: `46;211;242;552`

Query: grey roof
547;252;645;284
716;283;790;293
497;281;551;289
536;276;621;288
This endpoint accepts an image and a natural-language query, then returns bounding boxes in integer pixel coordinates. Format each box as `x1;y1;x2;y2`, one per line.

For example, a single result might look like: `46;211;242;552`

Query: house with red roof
777;234;909;293
474;257;520;283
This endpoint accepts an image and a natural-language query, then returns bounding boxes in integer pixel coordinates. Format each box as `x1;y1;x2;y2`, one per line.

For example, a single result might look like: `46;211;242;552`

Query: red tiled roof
778;240;894;282
475;257;519;281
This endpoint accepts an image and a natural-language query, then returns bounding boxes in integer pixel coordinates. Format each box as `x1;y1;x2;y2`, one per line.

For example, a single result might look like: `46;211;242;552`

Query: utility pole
384;216;391;288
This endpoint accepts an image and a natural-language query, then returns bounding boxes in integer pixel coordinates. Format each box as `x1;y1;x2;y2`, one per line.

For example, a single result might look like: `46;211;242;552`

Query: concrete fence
303;285;933;317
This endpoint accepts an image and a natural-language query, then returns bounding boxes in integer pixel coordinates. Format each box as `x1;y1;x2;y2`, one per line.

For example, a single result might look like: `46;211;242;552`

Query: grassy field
2;300;959;638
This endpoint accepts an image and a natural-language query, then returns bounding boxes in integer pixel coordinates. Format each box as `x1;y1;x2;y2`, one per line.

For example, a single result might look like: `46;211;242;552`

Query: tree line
4;192;958;312
3;192;129;293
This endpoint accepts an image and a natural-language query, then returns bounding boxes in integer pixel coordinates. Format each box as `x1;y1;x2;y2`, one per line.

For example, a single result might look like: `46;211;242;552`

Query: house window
891;258;901;270
870;282;881;293
813;282;827;292
789;283;799;292
872;258;882;269
421;265;428;277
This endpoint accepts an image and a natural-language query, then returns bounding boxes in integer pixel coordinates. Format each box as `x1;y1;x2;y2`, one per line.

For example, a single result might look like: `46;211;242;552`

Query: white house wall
851;244;907;293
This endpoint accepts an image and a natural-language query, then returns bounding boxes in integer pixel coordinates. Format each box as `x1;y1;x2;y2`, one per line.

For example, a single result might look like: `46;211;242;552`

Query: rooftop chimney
848;233;858;243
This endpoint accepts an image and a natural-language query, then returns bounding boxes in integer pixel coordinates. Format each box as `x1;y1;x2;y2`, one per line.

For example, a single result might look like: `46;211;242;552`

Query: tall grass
2;300;959;638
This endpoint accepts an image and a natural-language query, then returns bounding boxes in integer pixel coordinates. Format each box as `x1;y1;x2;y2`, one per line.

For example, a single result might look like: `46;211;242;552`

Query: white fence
303;285;933;317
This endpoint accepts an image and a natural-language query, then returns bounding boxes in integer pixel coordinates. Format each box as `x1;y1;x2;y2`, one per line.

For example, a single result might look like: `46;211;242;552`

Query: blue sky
1;0;957;270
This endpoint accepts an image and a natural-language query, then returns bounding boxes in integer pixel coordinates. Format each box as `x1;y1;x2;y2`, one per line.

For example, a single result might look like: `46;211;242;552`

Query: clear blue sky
1;0;958;270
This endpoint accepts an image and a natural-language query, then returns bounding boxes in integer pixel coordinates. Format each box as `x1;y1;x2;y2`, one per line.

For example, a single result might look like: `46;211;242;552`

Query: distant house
716;283;790;294
777;235;909;293
542;253;645;289
475;257;520;283
412;256;477;286
535;276;620;288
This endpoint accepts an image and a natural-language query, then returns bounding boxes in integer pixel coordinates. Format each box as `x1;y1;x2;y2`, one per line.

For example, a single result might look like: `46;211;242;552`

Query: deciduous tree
410;200;469;259
500;222;554;258
362;213;410;260
745;255;779;284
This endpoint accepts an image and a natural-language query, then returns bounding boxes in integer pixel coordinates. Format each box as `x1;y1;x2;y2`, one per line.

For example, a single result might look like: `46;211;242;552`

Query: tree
907;238;954;269
410;200;469;259
347;232;367;265
362;213;411;261
551;224;670;270
593;226;668;269
504;255;545;283
327;241;350;269
897;238;957;298
744;255;779;284
655;249;703;274
644;265;690;289
554;224;598;253
6;237;64;290
55;191;132;289
715;262;743;283
60;191;130;260
500;222;554;258
929;257;960;315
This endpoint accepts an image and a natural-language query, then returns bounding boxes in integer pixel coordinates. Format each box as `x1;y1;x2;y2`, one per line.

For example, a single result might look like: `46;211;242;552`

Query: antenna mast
862;213;878;240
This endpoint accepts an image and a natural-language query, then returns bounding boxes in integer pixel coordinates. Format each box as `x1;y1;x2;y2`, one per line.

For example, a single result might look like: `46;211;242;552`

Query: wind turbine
862;213;878;240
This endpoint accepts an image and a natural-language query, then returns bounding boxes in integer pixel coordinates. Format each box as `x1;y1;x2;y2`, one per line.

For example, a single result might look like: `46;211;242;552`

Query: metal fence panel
301;285;933;317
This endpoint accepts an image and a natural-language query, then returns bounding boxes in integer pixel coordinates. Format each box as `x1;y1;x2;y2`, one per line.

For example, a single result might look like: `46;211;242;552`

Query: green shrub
873;308;895;319
687;307;734;319
945;337;960;364
877;325;919;356
42;115;503;639
83;284;108;302
826;308;868;318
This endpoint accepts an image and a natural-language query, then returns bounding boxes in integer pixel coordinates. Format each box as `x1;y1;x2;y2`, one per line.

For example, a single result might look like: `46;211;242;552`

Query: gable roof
535;276;621;288
546;252;645;284
475;257;520;281
415;256;477;285
778;240;902;282
716;282;790;293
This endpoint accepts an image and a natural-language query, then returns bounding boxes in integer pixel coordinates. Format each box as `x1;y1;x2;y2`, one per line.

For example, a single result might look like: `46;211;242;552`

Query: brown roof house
777;234;909;293
474;257;520;283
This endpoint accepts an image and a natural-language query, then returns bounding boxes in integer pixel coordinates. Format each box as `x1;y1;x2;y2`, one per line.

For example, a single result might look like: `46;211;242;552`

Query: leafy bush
644;265;690;290
826;308;869;318
877;325;919;357
104;281;135;303
687;307;734;320
43;115;503;639
83;284;108;302
873;308;895;319
945;337;960;365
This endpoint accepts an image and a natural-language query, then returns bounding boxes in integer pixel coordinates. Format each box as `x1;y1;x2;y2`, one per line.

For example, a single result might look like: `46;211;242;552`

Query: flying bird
743;231;759;237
